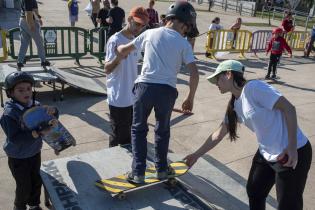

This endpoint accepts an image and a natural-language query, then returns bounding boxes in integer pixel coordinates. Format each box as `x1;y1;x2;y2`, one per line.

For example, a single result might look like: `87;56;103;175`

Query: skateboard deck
95;161;189;199
22;106;76;155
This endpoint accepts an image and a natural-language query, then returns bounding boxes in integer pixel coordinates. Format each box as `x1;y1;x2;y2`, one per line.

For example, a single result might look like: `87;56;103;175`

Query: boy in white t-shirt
116;1;199;183
104;7;149;147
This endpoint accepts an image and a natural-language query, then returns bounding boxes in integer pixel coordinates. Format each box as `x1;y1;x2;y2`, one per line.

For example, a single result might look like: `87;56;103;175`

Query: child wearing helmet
0;72;58;210
116;1;199;184
265;27;292;79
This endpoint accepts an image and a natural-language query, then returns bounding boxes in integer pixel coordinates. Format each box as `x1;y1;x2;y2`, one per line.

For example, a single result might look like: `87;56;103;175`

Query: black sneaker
17;62;24;70
265;74;271;79
126;172;145;184
156;166;175;180
271;74;277;79
41;60;51;67
29;206;43;210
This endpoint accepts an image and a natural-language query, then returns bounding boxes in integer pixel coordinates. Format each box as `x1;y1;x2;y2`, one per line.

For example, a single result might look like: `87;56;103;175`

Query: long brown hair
225;71;246;141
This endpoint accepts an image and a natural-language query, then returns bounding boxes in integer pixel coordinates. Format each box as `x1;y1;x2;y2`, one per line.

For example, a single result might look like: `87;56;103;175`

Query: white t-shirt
105;32;138;107
233;80;308;162
131;27;195;88
209;23;223;31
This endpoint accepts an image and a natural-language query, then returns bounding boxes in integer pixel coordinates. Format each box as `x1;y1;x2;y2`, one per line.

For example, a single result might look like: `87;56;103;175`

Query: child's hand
45;106;56;116
288;54;292;58
32;130;40;138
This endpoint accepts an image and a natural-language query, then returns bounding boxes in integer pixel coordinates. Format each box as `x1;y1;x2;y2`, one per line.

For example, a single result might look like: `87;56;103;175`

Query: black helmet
4;71;35;97
166;1;199;38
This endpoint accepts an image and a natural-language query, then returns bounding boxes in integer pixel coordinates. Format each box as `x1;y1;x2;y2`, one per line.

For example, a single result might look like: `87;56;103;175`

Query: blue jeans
131;83;178;176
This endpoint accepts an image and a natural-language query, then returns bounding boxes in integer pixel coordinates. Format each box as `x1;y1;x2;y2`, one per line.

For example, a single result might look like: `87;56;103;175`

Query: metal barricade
89;27;108;64
0;30;8;62
250;30;272;55
205;29;252;59
284;31;309;51
8;27;89;64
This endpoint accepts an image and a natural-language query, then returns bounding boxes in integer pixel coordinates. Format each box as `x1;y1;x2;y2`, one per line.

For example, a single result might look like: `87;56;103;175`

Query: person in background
106;0;125;39
304;24;315;58
17;0;50;69
104;7;149;147
146;0;159;29
265;27;292;79
159;14;166;27
230;17;242;49
68;0;79;27
209;17;223;31
97;0;110;52
184;59;312;210
207;17;222;57
281;11;294;34
91;0;101;28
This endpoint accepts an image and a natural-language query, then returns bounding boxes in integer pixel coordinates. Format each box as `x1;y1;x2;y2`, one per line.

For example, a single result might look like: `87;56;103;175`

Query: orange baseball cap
130;6;149;25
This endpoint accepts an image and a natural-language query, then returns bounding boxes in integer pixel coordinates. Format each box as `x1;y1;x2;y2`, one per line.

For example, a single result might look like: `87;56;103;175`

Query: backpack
70;1;78;16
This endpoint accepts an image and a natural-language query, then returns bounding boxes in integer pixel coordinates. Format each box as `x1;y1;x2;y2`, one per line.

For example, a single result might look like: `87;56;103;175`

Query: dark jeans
109;105;133;147
8;152;42;210
305;37;315;57
131;83;178;176
267;54;281;76
91;13;98;28
99;26;107;53
246;141;312;210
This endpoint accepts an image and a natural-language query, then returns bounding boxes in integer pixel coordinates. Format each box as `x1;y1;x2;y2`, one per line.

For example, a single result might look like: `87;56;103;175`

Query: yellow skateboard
95;161;189;200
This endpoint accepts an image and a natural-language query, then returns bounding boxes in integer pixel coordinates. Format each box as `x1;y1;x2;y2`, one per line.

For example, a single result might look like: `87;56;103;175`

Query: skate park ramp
51;66;107;96
41;146;214;210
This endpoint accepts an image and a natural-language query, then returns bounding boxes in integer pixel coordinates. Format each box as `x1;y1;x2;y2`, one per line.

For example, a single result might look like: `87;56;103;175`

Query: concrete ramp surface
40;147;213;210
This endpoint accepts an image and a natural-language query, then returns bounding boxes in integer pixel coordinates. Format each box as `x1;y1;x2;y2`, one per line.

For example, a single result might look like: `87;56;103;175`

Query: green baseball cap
207;60;245;84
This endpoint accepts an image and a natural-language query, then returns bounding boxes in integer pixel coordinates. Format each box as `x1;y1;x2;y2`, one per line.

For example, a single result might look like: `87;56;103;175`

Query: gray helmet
4;71;35;97
166;1;199;38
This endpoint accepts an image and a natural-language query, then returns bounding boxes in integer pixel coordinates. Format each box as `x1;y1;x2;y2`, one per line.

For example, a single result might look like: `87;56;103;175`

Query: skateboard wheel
117;193;126;200
72;141;76;146
54;150;60;155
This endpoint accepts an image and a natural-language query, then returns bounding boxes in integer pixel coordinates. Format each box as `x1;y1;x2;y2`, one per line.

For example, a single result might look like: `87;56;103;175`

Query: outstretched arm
184;122;228;167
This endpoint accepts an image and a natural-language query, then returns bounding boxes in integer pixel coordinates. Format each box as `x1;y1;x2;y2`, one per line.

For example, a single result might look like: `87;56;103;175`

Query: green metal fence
8;26;107;64
90;27;108;64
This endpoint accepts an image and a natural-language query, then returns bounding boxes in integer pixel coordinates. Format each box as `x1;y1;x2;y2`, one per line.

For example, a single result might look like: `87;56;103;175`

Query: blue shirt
0;100;42;159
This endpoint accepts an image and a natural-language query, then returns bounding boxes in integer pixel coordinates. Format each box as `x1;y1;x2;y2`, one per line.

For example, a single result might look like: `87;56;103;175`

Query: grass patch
243;22;276;27
255;11;315;29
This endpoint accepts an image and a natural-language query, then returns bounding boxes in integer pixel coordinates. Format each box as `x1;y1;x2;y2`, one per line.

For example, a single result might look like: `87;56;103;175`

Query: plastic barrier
284;31;309;51
205;29;252;59
250;30;272;55
0;30;8;62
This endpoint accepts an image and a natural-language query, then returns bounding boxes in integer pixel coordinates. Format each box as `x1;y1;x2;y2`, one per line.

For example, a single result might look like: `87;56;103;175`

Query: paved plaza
0;0;314;209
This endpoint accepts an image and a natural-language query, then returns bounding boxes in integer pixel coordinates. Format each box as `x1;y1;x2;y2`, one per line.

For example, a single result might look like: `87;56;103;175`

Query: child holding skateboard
184;60;312;210
265;27;292;80
104;7;149;148
116;1;199;184
0;71;58;210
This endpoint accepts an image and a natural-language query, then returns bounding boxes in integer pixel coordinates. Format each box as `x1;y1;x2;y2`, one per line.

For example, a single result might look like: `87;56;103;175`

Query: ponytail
225;71;246;141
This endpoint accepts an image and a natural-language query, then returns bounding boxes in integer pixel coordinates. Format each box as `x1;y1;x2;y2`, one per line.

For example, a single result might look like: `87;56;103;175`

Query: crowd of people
0;0;313;210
